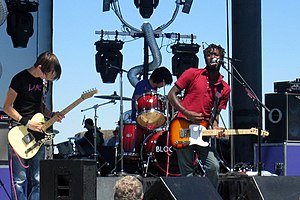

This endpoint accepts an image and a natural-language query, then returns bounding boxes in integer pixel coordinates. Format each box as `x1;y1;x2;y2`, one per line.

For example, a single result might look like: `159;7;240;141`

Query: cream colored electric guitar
8;89;98;159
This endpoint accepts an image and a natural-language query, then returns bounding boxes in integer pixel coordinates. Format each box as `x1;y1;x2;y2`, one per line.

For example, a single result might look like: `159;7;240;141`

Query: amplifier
274;79;300;93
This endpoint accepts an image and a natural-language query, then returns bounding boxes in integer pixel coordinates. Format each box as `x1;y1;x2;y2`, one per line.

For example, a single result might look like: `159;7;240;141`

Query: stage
1;161;300;200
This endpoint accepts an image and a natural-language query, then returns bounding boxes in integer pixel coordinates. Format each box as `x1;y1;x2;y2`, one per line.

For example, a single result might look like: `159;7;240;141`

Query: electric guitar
169;117;269;149
8;89;98;159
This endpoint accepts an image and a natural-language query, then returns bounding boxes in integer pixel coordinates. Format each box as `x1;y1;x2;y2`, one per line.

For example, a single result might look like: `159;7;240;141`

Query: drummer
131;66;173;122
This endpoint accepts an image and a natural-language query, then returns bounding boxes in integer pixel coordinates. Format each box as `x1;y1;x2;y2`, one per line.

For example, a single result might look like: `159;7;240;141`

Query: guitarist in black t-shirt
3;52;64;200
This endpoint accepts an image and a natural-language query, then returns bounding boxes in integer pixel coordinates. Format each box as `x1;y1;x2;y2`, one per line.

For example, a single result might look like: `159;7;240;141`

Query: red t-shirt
175;68;231;119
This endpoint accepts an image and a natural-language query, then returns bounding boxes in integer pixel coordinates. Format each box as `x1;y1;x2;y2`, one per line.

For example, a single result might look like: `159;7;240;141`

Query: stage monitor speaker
265;93;300;143
252;176;300;199
218;175;300;199
41;159;97;200
144;177;222;200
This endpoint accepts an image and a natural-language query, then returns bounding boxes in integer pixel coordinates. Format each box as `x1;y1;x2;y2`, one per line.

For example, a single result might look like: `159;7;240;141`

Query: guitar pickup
179;128;190;138
22;133;34;144
175;141;190;145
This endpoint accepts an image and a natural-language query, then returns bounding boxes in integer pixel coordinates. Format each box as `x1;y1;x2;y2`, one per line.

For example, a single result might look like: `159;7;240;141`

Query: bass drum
143;130;180;176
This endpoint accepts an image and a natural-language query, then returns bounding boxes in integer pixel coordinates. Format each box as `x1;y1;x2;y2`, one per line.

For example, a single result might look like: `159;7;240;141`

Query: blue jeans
176;145;220;188
8;144;45;200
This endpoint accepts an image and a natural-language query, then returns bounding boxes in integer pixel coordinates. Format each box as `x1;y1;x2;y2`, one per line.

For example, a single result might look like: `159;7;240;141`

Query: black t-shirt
84;129;104;146
10;69;43;118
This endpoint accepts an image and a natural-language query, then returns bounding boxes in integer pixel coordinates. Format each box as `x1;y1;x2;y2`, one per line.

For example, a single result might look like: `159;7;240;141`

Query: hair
84;118;94;126
150;66;173;85
114;175;143;200
34;51;62;80
203;43;226;58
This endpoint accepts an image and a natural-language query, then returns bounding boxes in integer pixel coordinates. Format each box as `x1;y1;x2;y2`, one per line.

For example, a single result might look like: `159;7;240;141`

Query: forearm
3;106;22;122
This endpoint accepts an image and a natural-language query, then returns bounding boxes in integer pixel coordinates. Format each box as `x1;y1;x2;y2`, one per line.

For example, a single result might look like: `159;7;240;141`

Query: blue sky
52;0;300;144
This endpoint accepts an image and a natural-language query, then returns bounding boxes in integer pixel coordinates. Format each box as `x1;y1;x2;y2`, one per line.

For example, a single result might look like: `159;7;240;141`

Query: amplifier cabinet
265;93;300;143
254;142;300;176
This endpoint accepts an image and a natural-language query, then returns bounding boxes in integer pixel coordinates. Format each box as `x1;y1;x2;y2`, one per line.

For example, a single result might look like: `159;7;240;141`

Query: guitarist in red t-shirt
168;44;230;188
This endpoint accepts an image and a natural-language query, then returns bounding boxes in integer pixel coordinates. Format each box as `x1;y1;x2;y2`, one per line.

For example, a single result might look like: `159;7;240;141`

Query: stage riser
0;167;10;200
254;143;300;176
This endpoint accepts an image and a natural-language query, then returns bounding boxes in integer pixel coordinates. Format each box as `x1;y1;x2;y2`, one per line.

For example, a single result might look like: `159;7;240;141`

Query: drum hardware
81;99;116;162
100;67;128;175
94;92;132;101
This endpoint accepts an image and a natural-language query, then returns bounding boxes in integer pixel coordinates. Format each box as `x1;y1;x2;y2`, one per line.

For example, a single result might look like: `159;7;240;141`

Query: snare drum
136;92;166;130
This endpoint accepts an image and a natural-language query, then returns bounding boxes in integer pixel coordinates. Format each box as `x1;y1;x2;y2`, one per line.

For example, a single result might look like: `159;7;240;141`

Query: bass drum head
143;130;181;176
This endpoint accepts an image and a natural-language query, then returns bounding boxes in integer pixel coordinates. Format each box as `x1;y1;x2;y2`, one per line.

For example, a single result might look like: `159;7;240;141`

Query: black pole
143;38;149;79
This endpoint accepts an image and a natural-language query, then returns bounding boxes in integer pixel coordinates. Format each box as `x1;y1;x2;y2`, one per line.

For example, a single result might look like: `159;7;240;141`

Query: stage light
102;0;111;12
6;0;38;48
95;39;124;83
171;42;200;79
134;0;159;19
182;0;193;14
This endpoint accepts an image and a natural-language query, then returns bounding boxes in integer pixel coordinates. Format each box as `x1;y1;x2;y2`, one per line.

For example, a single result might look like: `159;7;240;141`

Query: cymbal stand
81;100;116;161
118;67;128;175
109;65;129;175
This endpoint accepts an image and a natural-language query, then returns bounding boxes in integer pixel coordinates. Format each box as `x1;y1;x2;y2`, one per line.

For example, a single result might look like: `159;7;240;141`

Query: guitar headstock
81;88;99;100
250;128;269;137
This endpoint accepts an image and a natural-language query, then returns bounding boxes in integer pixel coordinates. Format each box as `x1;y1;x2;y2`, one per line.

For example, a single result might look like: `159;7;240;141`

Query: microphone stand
81;100;116;162
221;60;270;176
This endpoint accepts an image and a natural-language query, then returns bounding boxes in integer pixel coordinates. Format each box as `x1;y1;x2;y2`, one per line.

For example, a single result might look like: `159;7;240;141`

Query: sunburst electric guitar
8;89;98;159
169;117;269;149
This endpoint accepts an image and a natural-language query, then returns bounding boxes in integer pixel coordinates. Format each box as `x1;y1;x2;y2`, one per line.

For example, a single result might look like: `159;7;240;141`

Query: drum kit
53;91;180;177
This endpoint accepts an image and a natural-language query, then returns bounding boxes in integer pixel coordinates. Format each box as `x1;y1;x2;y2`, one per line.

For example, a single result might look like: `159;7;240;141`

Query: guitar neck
203;129;254;136
42;96;85;131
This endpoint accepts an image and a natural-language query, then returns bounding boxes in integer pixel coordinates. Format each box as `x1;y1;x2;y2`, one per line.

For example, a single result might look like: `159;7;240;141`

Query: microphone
211;58;227;64
82;115;85;125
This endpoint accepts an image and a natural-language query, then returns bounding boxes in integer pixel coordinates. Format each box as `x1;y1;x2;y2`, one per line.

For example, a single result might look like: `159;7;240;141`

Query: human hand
27;120;44;132
186;111;207;124
212;126;226;138
51;111;65;122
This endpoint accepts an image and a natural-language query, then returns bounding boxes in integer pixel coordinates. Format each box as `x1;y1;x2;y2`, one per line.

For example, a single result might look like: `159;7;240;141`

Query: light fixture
6;0;39;48
182;0;193;14
95;39;124;83
171;42;200;79
134;0;159;19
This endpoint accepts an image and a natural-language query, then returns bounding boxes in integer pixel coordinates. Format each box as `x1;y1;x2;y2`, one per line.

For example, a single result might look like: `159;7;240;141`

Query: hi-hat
95;93;132;101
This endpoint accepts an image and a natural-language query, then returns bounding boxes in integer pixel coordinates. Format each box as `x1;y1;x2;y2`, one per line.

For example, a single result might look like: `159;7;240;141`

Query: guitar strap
208;83;223;129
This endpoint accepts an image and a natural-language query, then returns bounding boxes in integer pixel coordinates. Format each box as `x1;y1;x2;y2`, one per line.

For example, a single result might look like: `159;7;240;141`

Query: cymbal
95;94;132;101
